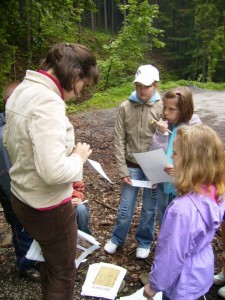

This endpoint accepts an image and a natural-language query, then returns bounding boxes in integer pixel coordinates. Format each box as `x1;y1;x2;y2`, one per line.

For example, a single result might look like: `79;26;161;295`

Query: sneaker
218;286;225;298
104;240;118;254
136;247;150;259
213;272;225;285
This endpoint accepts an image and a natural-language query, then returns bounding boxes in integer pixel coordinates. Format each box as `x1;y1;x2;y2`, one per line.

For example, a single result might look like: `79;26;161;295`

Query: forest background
0;0;225;113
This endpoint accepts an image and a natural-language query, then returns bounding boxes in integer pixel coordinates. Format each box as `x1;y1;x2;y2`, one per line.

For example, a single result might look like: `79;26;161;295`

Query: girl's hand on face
157;118;168;134
72;142;92;163
164;165;176;176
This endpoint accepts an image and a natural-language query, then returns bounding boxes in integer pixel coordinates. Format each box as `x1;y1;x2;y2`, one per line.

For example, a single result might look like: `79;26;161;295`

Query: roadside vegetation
1;0;225;113
67;81;225;114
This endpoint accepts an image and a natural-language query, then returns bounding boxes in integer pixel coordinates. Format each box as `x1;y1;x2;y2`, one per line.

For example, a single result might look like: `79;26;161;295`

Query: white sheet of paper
81;262;127;299
133;149;171;184
26;230;100;268
119;287;162;300
131;179;152;188
86;159;114;184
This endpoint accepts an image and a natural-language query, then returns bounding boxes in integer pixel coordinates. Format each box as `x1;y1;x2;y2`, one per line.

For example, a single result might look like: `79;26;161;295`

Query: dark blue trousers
0;185;34;270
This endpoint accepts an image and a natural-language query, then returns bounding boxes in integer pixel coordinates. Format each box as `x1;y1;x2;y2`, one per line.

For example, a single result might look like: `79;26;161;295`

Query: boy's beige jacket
114;98;163;178
3;70;83;209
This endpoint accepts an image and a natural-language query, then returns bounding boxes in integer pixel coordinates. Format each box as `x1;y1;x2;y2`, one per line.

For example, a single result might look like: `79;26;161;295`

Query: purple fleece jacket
149;192;225;300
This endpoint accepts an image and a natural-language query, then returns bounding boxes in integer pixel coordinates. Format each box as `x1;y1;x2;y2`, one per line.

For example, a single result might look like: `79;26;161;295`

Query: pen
150;117;172;134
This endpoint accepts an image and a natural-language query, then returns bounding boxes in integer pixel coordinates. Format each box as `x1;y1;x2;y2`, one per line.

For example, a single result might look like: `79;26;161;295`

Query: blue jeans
157;183;176;228
111;167;158;248
76;203;91;235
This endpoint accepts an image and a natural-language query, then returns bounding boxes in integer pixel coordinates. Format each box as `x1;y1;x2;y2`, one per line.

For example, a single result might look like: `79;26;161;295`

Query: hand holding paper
131;179;152;188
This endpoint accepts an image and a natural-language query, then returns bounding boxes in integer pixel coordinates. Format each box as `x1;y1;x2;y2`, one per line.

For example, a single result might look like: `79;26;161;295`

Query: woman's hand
72;142;92;163
143;283;156;298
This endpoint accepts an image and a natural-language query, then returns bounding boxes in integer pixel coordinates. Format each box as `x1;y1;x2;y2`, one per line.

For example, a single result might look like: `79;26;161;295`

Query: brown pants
12;195;77;300
221;221;225;275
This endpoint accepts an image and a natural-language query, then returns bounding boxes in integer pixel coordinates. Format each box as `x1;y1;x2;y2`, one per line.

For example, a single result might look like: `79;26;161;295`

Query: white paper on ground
81;262;127;299
86;159;114;184
26;239;44;262
26;230;100;268
118;287;162;300
131;179;152;188
133;149;171;184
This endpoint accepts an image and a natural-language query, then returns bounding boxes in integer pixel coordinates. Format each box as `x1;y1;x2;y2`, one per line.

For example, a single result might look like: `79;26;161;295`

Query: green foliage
67;82;134;113
99;0;165;89
1;0;225;94
156;0;196;79
191;1;225;82
0;42;16;99
161;80;225;90
66;80;225;114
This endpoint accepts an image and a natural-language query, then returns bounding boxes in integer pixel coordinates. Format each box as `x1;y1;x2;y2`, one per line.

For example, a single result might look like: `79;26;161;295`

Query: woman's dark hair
40;43;99;91
163;86;194;123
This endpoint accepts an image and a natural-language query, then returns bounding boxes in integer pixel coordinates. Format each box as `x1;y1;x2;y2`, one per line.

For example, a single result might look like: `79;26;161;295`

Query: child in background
151;86;201;226
72;181;92;235
0;82;40;281
104;64;163;259
144;124;225;300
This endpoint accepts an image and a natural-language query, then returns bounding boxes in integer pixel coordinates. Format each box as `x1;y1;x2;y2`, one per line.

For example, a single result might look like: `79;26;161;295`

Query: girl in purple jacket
144;124;225;300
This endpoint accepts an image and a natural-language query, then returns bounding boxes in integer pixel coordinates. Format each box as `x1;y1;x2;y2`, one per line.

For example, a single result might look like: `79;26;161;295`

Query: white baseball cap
133;64;159;86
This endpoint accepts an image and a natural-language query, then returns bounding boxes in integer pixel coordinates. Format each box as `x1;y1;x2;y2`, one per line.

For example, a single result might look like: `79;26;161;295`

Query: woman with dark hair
3;43;99;300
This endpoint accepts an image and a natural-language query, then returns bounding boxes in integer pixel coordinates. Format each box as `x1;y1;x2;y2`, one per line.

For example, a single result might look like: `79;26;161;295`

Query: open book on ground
81;262;127;299
26;229;100;268
118;287;162;300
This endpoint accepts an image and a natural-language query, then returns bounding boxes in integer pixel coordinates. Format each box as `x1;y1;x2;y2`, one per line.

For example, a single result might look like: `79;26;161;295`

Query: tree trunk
202;50;207;82
123;0;126;21
26;0;31;66
97;0;101;30
91;10;95;31
19;0;32;66
111;0;114;33
104;0;107;33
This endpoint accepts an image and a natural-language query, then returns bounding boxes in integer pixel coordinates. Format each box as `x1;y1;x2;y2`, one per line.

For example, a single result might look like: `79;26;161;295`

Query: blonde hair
175;124;225;199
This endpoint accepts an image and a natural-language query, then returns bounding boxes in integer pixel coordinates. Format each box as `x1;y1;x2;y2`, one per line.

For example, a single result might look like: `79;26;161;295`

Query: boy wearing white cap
104;65;163;259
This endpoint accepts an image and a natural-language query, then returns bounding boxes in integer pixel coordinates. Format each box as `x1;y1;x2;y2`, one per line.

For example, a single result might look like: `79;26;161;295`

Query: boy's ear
153;82;159;89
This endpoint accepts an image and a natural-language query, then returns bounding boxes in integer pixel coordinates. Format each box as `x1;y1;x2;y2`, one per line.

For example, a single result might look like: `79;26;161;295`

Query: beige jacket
3;70;83;209
115;91;163;178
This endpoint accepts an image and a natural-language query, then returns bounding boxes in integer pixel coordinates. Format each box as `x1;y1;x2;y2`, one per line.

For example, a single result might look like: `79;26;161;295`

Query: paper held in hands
86;159;114;184
131;179;152;188
133;149;171;184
